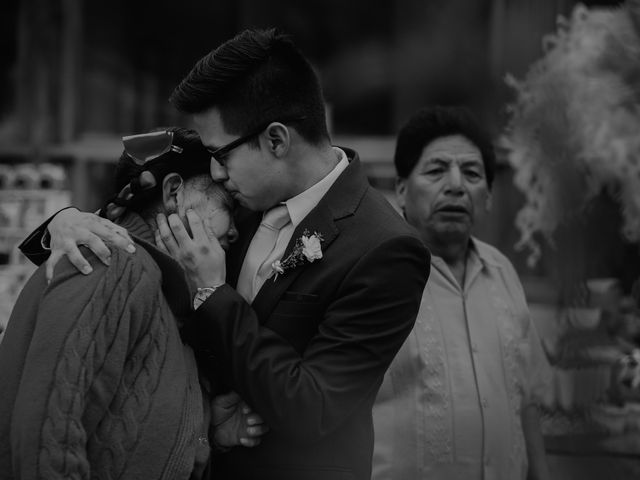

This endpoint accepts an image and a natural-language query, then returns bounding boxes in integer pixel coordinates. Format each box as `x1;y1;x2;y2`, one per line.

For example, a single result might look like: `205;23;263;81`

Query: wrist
193;283;225;310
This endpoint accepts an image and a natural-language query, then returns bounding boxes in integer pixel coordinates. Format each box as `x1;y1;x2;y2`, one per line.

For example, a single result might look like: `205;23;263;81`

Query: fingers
84;232;112;266
51;210;135;254
167;213;192;246
45;250;63;283
64;241;94;276
239;422;269;448
154;230;169;254
156;214;180;256
241;402;269;443
239;436;262;447
245;413;265;427
186;209;207;241
96;220;135;253
245;424;269;437
46;240;94;283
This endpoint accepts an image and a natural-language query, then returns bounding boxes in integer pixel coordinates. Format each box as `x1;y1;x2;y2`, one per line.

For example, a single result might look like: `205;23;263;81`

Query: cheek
406;185;436;218
197;208;231;240
208;213;231;239
470;189;491;213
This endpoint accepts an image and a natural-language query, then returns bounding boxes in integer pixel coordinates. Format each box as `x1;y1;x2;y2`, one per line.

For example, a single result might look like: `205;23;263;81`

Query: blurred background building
1;0;639;478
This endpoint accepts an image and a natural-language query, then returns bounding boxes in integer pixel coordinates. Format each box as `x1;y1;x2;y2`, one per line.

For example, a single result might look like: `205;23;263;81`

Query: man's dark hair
170;28;330;146
394;106;496;189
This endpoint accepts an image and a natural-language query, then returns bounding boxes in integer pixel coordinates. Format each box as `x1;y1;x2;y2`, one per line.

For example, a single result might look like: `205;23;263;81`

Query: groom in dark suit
20;29;430;480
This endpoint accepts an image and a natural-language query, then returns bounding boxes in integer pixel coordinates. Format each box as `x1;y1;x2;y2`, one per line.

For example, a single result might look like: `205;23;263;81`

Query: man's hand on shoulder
46;208;136;282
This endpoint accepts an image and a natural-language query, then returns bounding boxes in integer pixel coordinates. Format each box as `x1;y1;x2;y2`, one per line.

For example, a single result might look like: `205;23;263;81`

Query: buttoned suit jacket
193;149;431;480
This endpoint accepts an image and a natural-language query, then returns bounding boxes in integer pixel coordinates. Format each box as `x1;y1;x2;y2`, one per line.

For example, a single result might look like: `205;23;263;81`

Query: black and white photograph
1;1;639;479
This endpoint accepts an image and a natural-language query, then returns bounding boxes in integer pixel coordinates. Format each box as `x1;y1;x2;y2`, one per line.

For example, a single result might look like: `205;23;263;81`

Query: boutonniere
270;230;324;281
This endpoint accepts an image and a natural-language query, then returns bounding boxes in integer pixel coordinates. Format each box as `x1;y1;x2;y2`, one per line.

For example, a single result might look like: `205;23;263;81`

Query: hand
212;391;269;448
46;208;136;281
155;209;226;287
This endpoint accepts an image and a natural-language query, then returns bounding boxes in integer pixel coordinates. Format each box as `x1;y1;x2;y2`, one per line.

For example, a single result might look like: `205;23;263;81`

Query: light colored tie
237;204;290;302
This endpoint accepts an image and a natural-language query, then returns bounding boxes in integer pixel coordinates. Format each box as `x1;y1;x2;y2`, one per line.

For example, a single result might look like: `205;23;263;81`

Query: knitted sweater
0;213;208;480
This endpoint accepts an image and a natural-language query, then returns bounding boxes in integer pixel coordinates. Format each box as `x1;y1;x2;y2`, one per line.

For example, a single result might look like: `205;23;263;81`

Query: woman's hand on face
155;209;226;287
46;208;136;282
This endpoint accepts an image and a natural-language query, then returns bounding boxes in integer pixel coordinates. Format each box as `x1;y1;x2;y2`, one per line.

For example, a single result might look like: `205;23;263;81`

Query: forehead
420;135;483;164
184;175;223;200
192;107;229;147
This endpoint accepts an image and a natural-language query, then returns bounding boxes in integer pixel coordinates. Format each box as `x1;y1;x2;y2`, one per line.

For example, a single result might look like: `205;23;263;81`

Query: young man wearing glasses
18;30;430;480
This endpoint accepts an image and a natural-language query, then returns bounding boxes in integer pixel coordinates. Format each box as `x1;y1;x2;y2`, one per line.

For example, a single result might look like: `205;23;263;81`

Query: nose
210;159;229;182
444;166;463;194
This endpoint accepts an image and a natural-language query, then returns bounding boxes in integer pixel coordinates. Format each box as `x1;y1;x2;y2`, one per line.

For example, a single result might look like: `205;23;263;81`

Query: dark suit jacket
195;149;430;480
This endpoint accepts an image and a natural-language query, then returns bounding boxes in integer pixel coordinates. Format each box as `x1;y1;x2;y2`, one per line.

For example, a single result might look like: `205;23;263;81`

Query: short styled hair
394;106;496;189
170;28;330;146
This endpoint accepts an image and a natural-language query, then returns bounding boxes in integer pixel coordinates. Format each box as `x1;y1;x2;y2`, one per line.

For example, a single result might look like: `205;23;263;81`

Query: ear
162;173;184;213
263;122;290;158
395;176;407;212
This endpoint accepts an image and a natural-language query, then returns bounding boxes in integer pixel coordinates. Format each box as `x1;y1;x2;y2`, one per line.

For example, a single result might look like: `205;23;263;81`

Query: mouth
436;205;468;215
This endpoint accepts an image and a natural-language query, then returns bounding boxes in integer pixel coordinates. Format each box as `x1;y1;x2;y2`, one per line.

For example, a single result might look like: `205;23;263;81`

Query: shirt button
482;398;489;408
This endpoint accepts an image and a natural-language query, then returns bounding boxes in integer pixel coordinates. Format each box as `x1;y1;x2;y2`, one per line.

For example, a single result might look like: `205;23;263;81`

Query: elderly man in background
372;106;552;480
0;128;266;480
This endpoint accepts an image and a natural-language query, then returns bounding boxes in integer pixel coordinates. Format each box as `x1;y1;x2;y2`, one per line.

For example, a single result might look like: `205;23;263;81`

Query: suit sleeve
194;234;430;443
10;249;159;479
18;207;76;266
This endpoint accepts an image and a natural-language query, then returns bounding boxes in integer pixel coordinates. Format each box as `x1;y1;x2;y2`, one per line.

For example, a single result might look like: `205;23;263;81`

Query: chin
436;225;471;241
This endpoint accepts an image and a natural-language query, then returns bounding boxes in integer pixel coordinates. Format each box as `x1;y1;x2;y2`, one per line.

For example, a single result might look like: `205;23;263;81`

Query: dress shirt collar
431;237;501;269
280;147;349;226
468;237;502;268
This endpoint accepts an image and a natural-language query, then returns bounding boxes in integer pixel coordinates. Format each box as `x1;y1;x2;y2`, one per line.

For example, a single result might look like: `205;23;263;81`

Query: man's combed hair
394;106;497;189
170;28;330;145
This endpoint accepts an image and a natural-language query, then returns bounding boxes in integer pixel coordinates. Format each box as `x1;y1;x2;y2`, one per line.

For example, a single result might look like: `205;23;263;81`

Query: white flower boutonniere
270;229;324;280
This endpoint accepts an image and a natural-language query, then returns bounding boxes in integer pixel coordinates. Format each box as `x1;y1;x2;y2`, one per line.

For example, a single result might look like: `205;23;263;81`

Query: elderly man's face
396;135;491;246
175;174;237;250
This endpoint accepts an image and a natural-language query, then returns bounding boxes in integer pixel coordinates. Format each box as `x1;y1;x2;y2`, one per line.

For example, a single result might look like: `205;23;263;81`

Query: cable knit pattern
3;236;203;480
37;250;168;479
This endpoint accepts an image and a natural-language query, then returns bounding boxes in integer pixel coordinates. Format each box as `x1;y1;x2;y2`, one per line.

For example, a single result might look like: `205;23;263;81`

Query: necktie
237;204;290;302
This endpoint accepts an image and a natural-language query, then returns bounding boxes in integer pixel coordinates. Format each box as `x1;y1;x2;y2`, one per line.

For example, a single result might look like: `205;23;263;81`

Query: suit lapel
250;148;369;323
251;202;339;321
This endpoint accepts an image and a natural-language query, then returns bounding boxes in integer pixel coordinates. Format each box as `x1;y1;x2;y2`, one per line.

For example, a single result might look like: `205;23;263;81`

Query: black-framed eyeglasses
207;124;267;166
207;116;308;166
